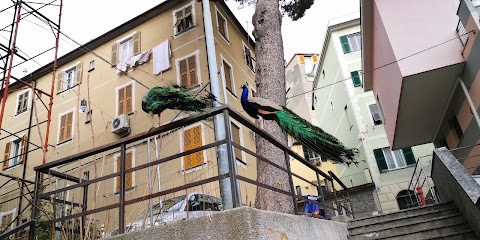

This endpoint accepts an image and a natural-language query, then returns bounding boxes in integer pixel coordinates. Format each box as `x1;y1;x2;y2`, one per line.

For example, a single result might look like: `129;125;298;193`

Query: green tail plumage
274;107;358;165
142;86;215;115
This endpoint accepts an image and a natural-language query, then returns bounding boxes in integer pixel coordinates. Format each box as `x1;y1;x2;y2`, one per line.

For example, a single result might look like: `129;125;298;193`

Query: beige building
0;0;257;235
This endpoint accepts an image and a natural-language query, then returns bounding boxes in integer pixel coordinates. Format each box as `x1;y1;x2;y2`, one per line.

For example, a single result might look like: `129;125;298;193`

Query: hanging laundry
153;40;171;75
137;50;151;65
116;61;128;74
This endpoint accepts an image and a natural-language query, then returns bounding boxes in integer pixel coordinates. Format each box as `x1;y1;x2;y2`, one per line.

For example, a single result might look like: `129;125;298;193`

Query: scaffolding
0;0;63;238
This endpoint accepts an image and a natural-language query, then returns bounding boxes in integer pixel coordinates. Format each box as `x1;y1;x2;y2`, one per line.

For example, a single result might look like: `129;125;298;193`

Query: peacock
240;84;358;165
141;85;216;115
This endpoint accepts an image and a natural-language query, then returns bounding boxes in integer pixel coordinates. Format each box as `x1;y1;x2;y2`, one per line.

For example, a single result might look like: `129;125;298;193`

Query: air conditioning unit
111;114;130;134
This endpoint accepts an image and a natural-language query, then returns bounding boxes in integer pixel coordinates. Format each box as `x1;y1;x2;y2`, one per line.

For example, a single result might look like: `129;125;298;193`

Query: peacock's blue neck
240;87;249;103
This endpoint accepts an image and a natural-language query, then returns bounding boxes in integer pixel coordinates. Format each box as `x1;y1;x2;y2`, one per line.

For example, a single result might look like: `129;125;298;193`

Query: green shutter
350;71;362;87
402;148;416;165
302;145;310;162
340;36;351;54
373;148;387;172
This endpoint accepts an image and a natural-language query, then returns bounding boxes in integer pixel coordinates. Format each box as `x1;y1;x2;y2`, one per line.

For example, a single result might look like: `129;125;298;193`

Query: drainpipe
458;77;480;130
201;0;240;209
147;137;154;226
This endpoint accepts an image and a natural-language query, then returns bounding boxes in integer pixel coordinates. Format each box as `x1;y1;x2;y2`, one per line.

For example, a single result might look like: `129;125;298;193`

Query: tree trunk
252;0;293;213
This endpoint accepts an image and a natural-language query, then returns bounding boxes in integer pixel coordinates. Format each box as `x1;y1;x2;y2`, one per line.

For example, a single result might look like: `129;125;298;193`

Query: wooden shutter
183;128;193;169
118;87;125;115
340;36;351;54
179;59;188;88
312;55;319;63
75;62;83;84
224;62;232;92
183;125;203;170
111;43;118;65
59;114;66;142
373;148;387;171
299;55;305;64
66;112;73;141
125;85;133;114
132;32;141;55
350;71;362;87
192;126;203;167
231;123;242;161
19;135;27;163
3;142;11;169
57;71;63;93
402;148;416;165
188;56;197;87
116;156;120;192
125;152;133;190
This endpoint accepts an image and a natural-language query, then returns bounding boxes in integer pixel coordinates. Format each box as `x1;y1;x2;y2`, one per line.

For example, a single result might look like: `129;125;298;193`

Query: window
117;84;133;116
243;44;255;71
3;135;26;170
57;63;82;93
119;38;133;63
449;114;463;140
174;5;194;35
231;122;244;163
217;11;228;40
302;145;323;163
0;213;13;231
397;190;419;210
369;104;383;126
340;32;361;54
330;100;334;111
88;60;95;72
223;60;235;95
179;55;198;88
183;125;204;170
115;151;134;193
350;71;362;87
16;91;29;115
58;112;73;144
373;147;416;171
111;32;140;65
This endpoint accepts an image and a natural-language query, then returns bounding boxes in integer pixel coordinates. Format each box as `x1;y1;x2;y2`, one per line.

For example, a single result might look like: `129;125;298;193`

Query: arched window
396;190;419;210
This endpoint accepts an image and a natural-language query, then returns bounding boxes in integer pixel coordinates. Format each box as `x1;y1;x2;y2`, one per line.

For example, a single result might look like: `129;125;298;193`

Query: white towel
116;61;127;74
153;40;171;75
137;50;150;65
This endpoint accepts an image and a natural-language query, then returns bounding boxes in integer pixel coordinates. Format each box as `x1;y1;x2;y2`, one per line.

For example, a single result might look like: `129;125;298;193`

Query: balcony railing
457;19;469;47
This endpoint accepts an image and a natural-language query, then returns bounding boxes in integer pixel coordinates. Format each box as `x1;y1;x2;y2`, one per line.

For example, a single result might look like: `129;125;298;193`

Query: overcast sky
0;0;359;77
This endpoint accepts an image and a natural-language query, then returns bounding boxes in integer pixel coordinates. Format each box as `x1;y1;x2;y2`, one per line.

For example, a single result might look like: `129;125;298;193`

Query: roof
12;0;255;90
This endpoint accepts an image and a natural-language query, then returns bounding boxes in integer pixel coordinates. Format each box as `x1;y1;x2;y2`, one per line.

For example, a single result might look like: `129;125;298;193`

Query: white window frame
347;32;361;52
64;67;77;91
118;37;133;63
15;89;30;117
0;208;16;231
113;148;136;194
242;41;255;72
230;118;247;168
381;147;408;170
172;1;196;38
115;80;136;117
56;108;76;146
215;5;229;42
221;54;236;97
180;122;207;173
368;103;383;126
8;137;23;168
175;50;202;89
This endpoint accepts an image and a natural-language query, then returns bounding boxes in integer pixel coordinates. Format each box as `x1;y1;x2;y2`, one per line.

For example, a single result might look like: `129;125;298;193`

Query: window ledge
114;187;136;196
57;139;73;147
57;84;79;95
227;89;237;99
380;164;415;173
183;162;207;174
2;163;22;171
15;110;29;118
219;31;230;45
236;159;247;168
175;26;196;38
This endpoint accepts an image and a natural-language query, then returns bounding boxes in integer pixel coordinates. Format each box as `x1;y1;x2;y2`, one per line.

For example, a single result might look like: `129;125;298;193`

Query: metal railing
407;155;438;208
457;19;469;47
339;170;372;188
21;105;353;239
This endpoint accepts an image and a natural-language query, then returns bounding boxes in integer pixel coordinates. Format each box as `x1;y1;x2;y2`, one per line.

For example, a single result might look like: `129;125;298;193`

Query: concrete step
348;209;460;235
348;214;468;240
421;229;478;240
348;202;456;228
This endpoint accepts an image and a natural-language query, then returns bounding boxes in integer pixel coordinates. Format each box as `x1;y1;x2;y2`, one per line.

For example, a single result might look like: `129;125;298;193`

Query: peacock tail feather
274;107;358;165
142;86;215;115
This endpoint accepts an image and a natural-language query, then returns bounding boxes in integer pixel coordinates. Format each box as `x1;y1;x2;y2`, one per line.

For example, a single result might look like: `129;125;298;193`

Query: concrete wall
432;147;480;236
323;183;378;219
107;207;348;240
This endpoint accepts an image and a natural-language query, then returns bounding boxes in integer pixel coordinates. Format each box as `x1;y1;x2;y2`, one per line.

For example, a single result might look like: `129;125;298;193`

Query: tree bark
252;0;293;213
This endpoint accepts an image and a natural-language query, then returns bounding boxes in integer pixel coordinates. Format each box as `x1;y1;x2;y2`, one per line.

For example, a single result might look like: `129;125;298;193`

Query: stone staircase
347;201;478;239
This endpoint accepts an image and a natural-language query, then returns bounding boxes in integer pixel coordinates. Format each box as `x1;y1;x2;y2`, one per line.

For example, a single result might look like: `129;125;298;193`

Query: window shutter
125;85;132;114
59;115;66;142
118;87;125;115
299;55;305;64
192;125;203;167
183;128;193;169
402;148;416;165
373;148;387;171
3;142;11;169
19;135;27;163
57;72;63;93
132;32;141;55
179;60;188;88
188;56;197;87
350;71;362;87
125;152;133;189
231;123;242;161
115;156;120;193
224;62;232;91
111;43;118;66
66;112;73;140
75;62;83;84
340;36;351;54
312;55;319;63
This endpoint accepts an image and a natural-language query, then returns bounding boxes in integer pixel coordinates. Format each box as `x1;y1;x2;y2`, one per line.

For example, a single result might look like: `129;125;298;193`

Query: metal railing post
329;172;341;215
284;151;297;214
316;173;326;217
29;171;41;240
82;171;89;234
118;144;126;234
346;189;354;218
223;109;241;208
